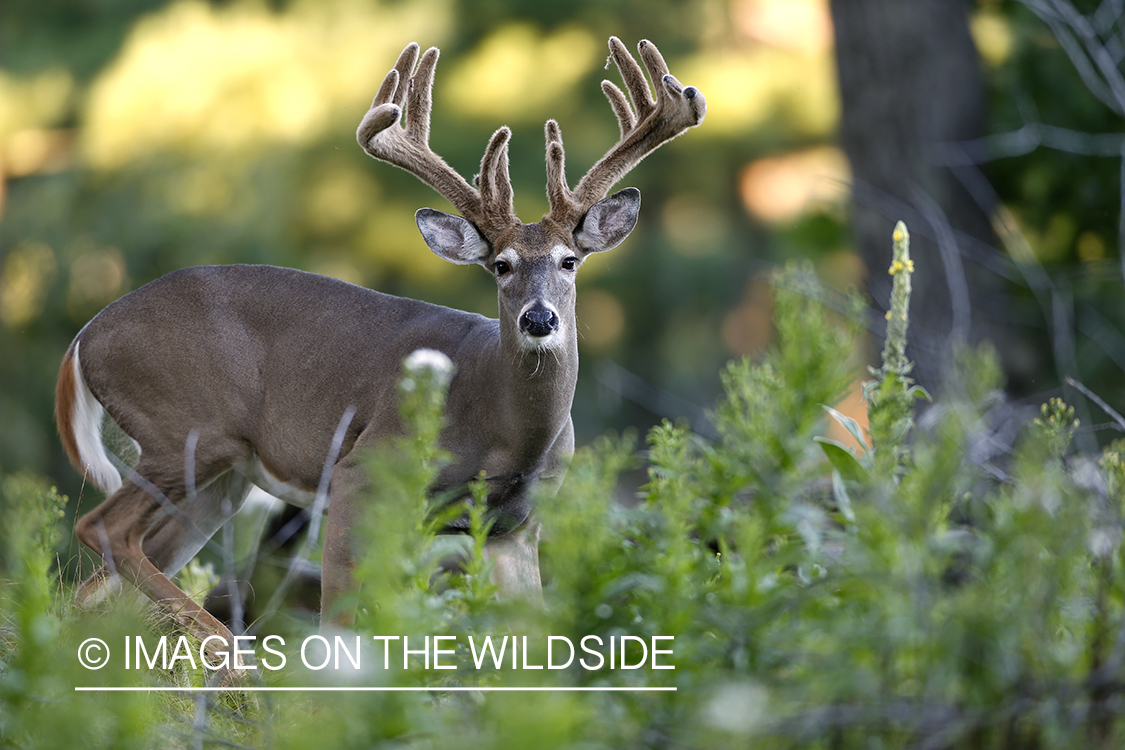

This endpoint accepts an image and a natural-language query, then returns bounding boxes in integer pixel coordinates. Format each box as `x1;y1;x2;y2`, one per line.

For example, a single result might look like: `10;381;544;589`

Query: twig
1119;140;1125;282
1048;0;1125;114
1066;376;1125;432
192;691;207;750
911;186;971;346
848;177;1020;284
1020;0;1125;114
931;123;1125;164
183;430;245;635
596;360;716;439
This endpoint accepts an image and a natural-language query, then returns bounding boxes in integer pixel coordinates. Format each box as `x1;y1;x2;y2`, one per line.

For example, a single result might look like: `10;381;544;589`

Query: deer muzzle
519;304;559;338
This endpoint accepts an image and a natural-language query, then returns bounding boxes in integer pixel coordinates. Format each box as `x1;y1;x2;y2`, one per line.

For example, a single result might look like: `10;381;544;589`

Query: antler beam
545;37;706;229
356;43;519;241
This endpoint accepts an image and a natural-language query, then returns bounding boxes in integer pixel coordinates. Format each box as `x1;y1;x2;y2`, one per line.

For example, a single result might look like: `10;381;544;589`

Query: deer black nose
519;306;559;337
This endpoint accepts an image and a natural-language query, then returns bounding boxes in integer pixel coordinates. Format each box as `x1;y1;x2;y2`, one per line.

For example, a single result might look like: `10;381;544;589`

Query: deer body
68;263;573;518
57;38;704;670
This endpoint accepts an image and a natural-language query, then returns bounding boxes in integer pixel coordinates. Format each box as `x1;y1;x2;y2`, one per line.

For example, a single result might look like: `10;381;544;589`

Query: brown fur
54;344;82;476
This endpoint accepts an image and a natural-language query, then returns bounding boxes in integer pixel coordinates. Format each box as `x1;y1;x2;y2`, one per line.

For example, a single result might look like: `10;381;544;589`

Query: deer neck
494;301;578;457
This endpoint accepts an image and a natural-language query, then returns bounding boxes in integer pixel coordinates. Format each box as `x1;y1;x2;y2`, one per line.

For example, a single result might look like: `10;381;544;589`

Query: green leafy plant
4;224;1125;749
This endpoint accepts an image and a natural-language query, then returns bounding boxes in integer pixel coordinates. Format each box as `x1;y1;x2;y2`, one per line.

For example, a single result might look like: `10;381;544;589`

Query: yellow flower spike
880;221;912;376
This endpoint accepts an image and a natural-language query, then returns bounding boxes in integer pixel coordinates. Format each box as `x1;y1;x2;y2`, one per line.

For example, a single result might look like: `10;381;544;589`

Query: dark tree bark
830;0;1020;393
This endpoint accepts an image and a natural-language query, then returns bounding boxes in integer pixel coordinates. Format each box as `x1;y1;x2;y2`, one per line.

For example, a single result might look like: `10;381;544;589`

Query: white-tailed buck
56;37;705;665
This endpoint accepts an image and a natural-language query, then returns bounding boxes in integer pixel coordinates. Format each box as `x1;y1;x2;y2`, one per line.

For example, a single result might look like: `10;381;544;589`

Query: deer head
356;37;706;353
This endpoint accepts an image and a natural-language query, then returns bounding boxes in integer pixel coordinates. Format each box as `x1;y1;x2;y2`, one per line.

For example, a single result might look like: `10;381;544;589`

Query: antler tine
601;81;635;138
545;37;706;228
477;127;516;230
609;37;658;123
544;119;582;222
403;44;436;142
357;43;518;240
390;42;420;108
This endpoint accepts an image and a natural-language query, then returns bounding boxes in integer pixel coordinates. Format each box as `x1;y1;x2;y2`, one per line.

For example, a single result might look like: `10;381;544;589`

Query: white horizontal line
75;686;676;693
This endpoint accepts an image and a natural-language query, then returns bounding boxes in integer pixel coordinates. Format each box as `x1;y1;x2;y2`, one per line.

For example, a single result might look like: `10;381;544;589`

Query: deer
55;37;705;671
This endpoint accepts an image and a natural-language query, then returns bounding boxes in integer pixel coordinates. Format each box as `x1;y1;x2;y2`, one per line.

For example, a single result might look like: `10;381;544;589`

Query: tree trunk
830;0;1018;393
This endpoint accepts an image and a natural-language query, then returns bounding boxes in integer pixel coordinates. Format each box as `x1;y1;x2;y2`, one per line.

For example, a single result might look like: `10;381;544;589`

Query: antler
357;43;519;241
545;37;707;228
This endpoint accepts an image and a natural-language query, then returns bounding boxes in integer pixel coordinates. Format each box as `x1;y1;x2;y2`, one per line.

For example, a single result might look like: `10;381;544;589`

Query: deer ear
416;208;490;264
574;188;641;254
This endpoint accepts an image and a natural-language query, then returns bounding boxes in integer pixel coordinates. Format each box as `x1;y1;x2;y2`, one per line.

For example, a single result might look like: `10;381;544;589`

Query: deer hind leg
74;464;253;675
75;564;124;608
76;471;254;603
484;515;543;602
76;472;252;609
143;469;254;577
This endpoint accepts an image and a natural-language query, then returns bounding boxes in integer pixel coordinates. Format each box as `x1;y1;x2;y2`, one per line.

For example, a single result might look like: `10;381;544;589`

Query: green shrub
0;474;159;749
4;224;1125;748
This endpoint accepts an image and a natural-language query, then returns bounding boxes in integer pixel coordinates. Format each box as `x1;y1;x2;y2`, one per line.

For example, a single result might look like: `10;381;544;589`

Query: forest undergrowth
3;223;1125;749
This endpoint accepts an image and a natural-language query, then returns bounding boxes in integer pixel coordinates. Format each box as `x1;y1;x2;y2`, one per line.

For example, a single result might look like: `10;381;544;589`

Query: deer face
362;36;702;354
415;188;641;351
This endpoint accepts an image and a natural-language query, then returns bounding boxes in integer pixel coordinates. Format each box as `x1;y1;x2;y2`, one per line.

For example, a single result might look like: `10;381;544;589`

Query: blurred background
2;0;1124;504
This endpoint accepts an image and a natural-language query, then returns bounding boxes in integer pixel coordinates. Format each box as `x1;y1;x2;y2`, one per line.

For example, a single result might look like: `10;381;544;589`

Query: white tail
57;342;125;494
57;38;705;676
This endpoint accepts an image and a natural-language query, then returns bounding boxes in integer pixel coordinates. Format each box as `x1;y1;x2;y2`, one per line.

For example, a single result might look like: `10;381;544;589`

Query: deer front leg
320;463;366;629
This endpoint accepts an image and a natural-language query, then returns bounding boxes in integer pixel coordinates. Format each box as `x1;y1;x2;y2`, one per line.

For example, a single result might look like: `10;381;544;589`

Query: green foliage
711;263;860;501
0;473;67;696
352;352;459;628
1033;397;1080;460
0;474;159;749
6;228;1125;748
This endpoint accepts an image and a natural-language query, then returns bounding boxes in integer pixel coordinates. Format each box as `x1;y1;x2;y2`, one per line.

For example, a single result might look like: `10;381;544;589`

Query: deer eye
493;260;511;276
560;257;578;271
